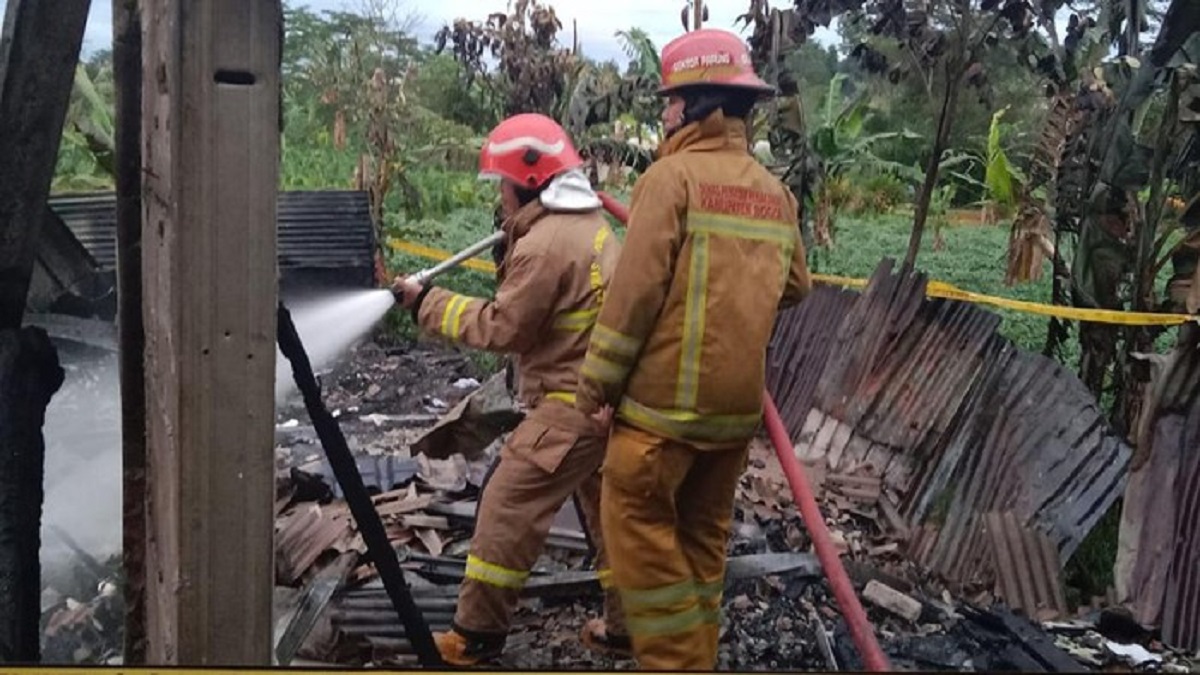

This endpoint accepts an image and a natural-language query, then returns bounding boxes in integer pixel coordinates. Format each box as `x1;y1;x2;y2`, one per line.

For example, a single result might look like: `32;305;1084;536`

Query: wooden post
113;0;148;663
141;0;281;664
0;0;91;328
693;0;704;30
0;0;90;662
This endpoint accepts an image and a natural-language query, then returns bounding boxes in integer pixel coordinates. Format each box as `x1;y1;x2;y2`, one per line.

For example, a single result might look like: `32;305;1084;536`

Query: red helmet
658;28;774;96
478;113;583;189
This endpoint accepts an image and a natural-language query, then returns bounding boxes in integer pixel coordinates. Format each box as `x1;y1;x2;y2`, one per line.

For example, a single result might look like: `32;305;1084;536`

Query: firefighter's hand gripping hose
763;392;892;671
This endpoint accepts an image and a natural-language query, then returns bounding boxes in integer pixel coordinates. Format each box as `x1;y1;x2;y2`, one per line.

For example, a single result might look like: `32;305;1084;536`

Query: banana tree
561;27;662;189
808;73;922;246
980;105;1059;286
1041;0;1200;434
55;62;117;192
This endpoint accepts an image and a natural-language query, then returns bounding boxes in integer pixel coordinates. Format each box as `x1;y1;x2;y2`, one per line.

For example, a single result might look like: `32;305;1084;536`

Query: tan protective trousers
599;422;749;670
452;413;626;641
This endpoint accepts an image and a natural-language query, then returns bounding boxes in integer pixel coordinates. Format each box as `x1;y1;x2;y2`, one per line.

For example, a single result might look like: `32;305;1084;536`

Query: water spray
274;192;628;407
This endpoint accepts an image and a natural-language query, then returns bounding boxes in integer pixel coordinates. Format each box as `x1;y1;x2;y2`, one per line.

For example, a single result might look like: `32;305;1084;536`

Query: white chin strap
539;169;601;211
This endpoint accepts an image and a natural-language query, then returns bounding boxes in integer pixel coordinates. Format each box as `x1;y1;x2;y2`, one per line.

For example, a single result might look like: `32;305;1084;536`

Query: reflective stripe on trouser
571;456;626;632
453;418;626;637
599;422;749;670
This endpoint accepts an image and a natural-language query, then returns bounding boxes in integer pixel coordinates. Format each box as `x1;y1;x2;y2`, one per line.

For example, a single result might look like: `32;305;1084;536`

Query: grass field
809;215;1060;355
384;206;1065;359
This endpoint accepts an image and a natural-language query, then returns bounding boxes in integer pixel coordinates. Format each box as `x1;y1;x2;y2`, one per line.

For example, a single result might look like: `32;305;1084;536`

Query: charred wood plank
0;0;91;328
112;0;146;663
965;606;1086;672
0;328;65;662
277;304;442;668
275;551;357;666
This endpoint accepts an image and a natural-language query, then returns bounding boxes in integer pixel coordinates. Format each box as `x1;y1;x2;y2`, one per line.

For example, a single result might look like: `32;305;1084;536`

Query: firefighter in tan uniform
574;29;813;670
392;113;630;665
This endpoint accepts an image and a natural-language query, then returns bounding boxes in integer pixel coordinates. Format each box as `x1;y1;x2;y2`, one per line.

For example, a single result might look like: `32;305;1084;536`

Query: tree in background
54;51;116;192
1039;0;1199;434
434;2;662;189
434;0;578;121
752;0;1072;266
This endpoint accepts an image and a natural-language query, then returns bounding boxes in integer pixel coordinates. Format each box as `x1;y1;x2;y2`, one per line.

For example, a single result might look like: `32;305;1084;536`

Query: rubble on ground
259;330;1199;671
38;551;124;664
35;327;1199;671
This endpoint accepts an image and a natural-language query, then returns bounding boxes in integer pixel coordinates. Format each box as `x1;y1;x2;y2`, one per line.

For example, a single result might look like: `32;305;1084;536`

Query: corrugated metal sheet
1116;338;1200;650
276;190;375;273
1163;429;1200;650
28;204;114;317
48;190;375;281
47;194;118;269
913;341;1129;580
985;511;1068;621
296;455;419;500
766;284;855;441
766;259;1132;603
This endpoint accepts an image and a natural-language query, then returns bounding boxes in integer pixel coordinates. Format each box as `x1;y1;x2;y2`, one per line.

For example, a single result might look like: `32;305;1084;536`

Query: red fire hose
600;192;890;671
763;393;891;671
597;190;629;224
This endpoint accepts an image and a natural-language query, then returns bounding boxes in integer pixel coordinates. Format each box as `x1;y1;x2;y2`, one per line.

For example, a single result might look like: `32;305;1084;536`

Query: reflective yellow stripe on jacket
608;208;790;443
438;293;473;341
581;324;642;386
675;211;794;411
552;226;612;333
617;397;762;444
597;568;615;590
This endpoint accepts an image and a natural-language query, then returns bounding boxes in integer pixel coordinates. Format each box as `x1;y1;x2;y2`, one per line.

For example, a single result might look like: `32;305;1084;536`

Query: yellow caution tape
390;239;498;274
814;274;1195;326
387;239;1199;327
924;281;1195;326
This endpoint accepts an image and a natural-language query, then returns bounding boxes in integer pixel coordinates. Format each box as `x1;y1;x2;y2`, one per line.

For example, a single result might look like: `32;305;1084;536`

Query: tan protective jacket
575;111;812;449
417;199;621;433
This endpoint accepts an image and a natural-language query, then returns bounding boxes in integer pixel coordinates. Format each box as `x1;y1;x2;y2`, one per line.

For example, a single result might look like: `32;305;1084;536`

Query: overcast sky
0;0;839;65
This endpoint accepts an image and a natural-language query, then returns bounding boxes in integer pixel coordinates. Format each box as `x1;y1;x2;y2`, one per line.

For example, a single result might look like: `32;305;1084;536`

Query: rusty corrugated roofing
1163;439;1200;650
1117;338;1200;650
767;259;1131;603
985;511;1069;621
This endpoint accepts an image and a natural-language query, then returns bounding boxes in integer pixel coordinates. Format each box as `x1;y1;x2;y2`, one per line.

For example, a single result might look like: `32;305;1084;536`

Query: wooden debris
275;503;360;586
826;472;882;505
863;580;923;623
400;515;449;530
413;529;444;557
372;484;435;518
